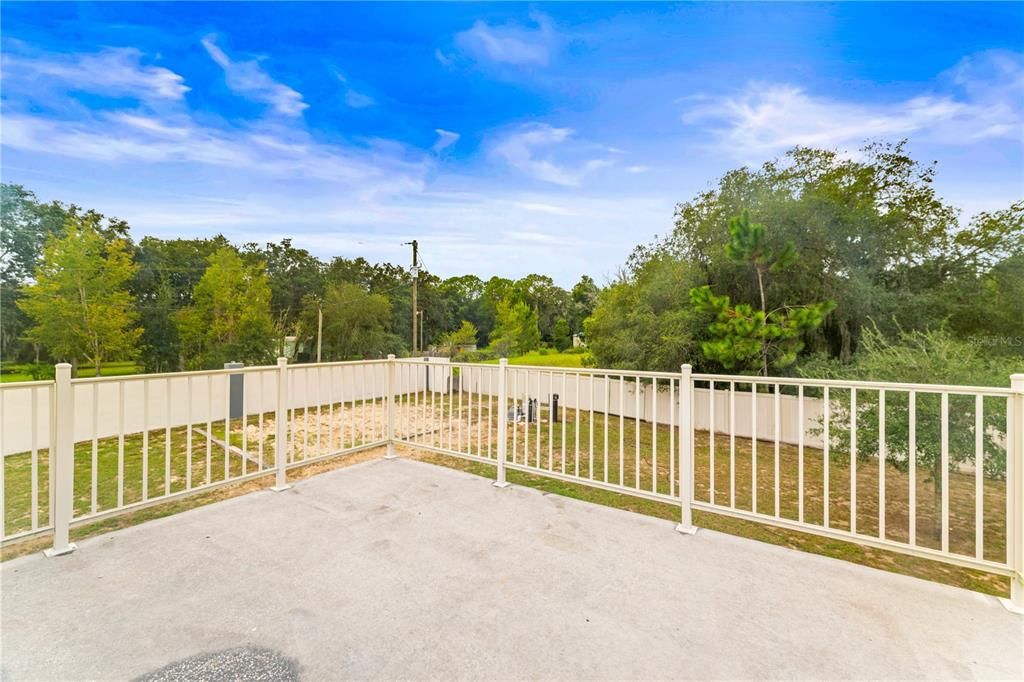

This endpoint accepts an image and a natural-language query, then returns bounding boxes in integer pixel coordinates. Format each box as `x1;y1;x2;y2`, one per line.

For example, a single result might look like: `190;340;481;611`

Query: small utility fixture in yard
1;357;1022;614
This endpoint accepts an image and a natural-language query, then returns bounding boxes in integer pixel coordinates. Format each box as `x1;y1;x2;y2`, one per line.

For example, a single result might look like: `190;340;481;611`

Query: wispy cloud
2;110;427;190
455;10;558;66
684;51;1024;158
1;47;189;101
433;129;460;153
201;34;307;116
335;72;375;108
489;123;613;187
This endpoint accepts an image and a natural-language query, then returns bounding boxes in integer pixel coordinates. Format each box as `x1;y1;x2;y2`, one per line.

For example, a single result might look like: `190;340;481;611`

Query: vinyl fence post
1003;373;1024;614
676;363;697;535
45;363;76;557
494;358;511;488
272;357;291;492
385;354;398;459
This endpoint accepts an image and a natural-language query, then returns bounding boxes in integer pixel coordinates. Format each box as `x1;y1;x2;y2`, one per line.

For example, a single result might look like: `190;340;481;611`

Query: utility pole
419;309;424;353
404;240;419;354
316;302;323;363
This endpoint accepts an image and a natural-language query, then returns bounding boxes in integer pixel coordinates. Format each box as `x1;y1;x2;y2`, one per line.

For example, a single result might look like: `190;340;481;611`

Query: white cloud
433;129;460;153
684;51;1024;158
1;48;189;101
489;124;613;187
334;71;375;108
1;111;427;188
625;165;649;174
455;11;558;66
434;48;453;66
201;34;308;116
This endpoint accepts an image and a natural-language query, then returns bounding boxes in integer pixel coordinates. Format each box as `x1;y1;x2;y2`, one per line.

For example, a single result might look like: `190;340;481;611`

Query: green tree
132;235;232;371
175;248;275;368
800;326;1015;537
689;211;835;375
490;299;541;356
551;319;571;352
585;255;704;371
302;282;402;360
18;213;141;376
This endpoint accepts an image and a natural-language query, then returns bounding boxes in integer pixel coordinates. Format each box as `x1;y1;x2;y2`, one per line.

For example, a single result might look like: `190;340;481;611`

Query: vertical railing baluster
618;375;624;487
119;381;126;506
909;390;916;545
798;384;805;524
652;378;658;495
708;381;714;504
850;388;858;535
561;372;567;474
186;376;193;489
878;389;885;539
143;380;150;501
823;385;830;529
975;394;983;559
165;378;172;494
751;381;757;514
494;359;509;488
670;379;675;498
677;364;696;534
773;384;780;517
941;392;950;553
729;381;736;509
91;383;98;514
30;386;39;530
634;376;641;489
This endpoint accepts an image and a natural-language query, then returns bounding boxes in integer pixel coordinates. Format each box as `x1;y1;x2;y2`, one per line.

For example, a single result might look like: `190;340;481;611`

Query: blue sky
2;2;1022;286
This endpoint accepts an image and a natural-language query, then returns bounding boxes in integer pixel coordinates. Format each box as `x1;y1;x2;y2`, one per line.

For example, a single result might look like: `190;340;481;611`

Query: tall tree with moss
18;213;141;376
689;211;835;375
175;248;275;368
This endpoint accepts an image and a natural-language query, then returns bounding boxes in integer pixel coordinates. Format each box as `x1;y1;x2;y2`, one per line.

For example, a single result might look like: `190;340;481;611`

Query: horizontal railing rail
3;356;1021;612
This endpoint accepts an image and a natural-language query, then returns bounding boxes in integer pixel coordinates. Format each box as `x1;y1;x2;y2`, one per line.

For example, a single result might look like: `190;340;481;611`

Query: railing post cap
55;362;72;370
277;357;288;366
499;358;509;366
680;363;692;372
387;354;396;360
1011;373;1024;387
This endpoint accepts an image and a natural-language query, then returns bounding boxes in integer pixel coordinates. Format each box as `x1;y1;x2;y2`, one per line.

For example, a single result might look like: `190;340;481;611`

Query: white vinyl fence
2;357;1021;611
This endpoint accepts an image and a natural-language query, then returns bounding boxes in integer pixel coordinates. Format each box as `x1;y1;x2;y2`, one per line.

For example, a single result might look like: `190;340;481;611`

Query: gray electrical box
224;362;244;419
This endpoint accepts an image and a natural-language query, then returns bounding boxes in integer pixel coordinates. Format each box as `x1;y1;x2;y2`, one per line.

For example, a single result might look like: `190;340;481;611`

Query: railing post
676;363;697;535
271;357;291;492
494;358;511;488
1004;373;1024;614
45;363;76;557
385;354;398;459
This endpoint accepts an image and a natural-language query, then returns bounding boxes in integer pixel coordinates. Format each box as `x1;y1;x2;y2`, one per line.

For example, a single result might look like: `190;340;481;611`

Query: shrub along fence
1;357;1021;612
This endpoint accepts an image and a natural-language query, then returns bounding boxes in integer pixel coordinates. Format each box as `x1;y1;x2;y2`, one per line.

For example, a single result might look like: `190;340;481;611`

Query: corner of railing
494;358;511;488
44;362;77;558
1002;373;1024;614
676;363;697;536
271;357;292;492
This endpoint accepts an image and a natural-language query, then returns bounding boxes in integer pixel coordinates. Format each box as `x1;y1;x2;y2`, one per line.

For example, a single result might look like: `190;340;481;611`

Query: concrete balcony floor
2;457;1020;680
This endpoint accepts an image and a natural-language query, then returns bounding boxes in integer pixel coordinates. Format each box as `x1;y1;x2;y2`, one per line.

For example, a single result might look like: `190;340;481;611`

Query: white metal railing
3;356;1022;611
0;357;391;550
391;359;1024;611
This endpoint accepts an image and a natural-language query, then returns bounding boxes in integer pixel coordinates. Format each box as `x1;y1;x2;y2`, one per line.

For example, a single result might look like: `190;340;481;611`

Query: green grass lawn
0;361;141;383
481;349;587;368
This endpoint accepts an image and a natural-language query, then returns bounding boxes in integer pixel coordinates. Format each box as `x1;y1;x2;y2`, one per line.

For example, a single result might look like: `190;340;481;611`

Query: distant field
482;350;586;368
0;361;141;383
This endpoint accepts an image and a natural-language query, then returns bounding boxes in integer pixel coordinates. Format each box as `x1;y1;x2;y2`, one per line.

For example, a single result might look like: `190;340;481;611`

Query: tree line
1;184;598;375
2;140;1021;384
